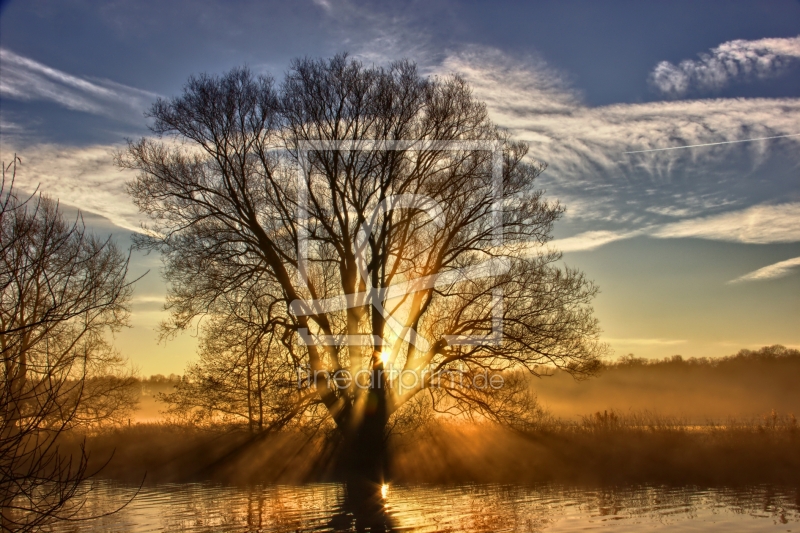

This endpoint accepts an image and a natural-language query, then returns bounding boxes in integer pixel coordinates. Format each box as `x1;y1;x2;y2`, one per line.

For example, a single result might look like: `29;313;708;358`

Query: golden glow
381;483;389;499
380;351;391;364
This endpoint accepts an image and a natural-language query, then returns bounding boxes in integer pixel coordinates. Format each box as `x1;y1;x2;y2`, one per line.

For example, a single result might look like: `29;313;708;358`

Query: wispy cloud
437;46;800;230
623;133;800;154
308;0;436;68
0;48;158;122
131;295;167;304
0;117;25;134
649;36;800;97
0;142;143;233
645;203;730;218
549;202;800;252
653;203;800;244
311;0;333;11
550;230;642;252
441;47;800;180
604;337;687;346
729;256;800;283
4;42;800;247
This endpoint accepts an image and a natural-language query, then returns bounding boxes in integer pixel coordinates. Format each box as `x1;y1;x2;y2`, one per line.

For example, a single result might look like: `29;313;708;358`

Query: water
46;481;799;532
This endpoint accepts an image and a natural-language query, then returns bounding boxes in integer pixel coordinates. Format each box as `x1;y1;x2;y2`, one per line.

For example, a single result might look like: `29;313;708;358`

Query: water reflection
44;481;800;532
326;480;395;532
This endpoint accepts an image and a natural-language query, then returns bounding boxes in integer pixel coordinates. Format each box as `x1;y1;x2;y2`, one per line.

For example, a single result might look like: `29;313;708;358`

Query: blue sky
1;0;799;375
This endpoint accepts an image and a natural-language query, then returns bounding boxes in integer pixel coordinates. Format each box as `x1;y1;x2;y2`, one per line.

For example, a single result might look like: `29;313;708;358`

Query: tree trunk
246;357;254;434
331;358;393;531
257;357;263;432
339;363;389;485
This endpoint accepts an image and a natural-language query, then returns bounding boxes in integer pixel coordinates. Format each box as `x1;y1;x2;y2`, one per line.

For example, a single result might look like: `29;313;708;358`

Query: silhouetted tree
1;158;136;531
120;54;605;484
160;286;320;432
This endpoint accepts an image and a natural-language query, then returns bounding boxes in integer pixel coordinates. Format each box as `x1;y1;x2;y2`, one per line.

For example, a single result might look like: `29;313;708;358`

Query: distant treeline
126;345;800;426
604;344;800;369
137;374;183;384
534;345;800;422
137;344;800;384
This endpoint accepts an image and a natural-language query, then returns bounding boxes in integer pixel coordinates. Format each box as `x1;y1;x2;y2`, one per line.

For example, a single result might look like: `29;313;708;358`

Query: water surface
47;481;799;532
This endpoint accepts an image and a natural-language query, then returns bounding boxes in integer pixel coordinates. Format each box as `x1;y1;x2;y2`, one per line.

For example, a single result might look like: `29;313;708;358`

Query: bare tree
1;158;136;531
161;286;322;432
121;54;605;483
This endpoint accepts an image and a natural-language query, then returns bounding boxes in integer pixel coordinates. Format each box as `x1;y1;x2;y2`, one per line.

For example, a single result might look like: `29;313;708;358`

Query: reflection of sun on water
45;480;800;532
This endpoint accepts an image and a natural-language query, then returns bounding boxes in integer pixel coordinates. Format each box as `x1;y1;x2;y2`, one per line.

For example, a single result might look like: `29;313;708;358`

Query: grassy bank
392;411;800;486
67;424;331;484
68;410;799;487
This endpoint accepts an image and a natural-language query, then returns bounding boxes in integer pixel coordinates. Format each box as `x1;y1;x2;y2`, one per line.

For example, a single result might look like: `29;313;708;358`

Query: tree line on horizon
130;343;799;429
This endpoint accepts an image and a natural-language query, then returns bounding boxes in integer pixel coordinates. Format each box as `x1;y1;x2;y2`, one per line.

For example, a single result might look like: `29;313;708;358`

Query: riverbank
392;412;800;485
69;411;799;486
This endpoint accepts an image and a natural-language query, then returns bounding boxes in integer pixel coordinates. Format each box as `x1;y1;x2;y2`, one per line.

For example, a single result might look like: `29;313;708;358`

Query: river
46;481;798;532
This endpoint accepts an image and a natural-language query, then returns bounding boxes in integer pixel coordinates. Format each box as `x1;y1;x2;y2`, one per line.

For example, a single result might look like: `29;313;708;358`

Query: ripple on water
41;481;799;533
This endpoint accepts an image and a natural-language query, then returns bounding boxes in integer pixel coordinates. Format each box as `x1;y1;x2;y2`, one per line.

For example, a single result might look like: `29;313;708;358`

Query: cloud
653;202;800;244
300;0;437;68
436;46;800;230
729;256;800;283
543;202;800;254
131;295;167;304
440;47;800;179
550;230;642;252
548;202;800;253
623;133;800;154
0;142;143;234
312;0;332;10
603;337;687;346
649;36;800;97
0;48;158;122
4;44;800;247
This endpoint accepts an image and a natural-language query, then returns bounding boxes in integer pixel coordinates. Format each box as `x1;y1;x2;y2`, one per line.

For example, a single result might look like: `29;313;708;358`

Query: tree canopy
120;54;605;444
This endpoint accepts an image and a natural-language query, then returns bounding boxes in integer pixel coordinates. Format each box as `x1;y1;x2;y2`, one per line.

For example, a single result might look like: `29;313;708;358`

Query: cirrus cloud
549;230;644;253
653;202;800;244
729;256;800;283
0;142;142;234
4;45;800;249
0;48;159;122
649;36;800;97
437;46;800;235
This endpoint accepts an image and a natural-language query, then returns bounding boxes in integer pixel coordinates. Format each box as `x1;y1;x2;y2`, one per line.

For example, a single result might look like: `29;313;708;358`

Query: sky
1;0;799;376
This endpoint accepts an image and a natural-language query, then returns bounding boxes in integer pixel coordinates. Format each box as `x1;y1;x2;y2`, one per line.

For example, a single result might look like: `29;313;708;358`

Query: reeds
390;410;800;485
60;409;799;487
60;423;334;485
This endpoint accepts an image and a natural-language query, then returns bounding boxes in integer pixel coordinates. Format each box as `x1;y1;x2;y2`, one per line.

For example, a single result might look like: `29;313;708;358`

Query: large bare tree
121;54;604;482
1;159;136;531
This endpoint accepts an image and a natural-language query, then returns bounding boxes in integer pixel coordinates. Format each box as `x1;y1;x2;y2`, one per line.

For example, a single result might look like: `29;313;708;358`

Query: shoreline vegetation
68;411;799;486
64;345;799;487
